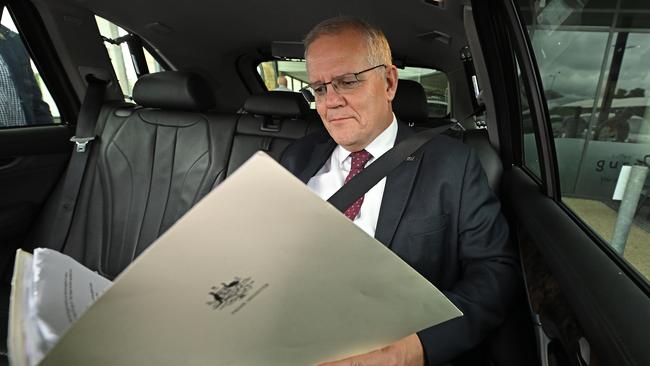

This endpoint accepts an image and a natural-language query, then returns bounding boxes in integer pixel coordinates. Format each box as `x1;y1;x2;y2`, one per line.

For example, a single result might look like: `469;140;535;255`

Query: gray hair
304;16;392;68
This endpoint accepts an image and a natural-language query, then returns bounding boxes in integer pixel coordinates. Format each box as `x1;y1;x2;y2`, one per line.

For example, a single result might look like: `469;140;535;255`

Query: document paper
8;248;112;366
38;152;462;365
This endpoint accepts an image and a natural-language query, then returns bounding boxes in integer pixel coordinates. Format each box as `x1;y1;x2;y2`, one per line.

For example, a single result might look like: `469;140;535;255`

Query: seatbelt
327;122;453;212
49;76;108;251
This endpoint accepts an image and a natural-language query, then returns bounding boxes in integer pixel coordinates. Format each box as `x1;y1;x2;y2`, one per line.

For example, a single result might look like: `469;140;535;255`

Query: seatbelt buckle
70;136;95;153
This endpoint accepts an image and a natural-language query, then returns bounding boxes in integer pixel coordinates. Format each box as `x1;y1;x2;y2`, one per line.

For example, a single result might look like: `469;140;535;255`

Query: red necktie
343;149;373;220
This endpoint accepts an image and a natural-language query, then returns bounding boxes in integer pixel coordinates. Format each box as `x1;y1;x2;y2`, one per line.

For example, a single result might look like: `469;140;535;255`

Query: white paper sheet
36;152;462;365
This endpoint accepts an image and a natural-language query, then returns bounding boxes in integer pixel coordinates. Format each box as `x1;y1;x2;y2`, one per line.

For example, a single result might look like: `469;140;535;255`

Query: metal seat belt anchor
70;136;95;153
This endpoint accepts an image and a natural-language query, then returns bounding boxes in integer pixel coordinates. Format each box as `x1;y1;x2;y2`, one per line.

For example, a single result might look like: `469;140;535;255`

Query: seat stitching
109;140;135;275
133;124;158;260
158;127;179;236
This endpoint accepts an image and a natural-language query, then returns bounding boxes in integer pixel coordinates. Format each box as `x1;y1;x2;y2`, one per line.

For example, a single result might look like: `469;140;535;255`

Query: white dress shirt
308;116;398;237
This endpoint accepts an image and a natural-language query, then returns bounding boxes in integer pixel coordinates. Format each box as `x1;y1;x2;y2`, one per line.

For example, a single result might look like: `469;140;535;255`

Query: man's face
306;29;398;152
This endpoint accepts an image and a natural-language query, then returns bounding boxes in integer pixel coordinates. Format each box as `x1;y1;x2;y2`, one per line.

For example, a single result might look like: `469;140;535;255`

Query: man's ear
385;65;399;102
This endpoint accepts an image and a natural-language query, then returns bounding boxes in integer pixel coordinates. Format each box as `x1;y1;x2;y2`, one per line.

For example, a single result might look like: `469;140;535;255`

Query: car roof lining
49;0;468;71
33;0;476;115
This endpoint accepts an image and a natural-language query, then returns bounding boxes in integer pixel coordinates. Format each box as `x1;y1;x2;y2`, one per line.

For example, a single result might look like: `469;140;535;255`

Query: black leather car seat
393;79;502;193
28;71;237;278
392;79;430;126
226;91;323;175
462;129;503;196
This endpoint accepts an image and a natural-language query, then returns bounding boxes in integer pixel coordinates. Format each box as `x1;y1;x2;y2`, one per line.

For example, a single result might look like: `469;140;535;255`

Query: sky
533;30;650;101
1;8;17;32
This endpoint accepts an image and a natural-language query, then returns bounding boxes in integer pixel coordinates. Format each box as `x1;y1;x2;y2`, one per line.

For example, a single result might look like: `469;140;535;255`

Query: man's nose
323;84;345;108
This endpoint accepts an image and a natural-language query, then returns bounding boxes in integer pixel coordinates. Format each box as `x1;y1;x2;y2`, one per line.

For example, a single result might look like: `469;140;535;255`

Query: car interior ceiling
1;0;542;365
31;0;476;117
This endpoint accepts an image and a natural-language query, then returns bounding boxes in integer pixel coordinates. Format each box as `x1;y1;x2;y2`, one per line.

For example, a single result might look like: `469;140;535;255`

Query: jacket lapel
297;138;337;183
374;122;422;247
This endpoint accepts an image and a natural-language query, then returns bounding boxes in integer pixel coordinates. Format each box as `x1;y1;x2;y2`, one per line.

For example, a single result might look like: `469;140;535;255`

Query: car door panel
472;0;650;365
0;126;70;365
505;167;650;366
0;126;70;276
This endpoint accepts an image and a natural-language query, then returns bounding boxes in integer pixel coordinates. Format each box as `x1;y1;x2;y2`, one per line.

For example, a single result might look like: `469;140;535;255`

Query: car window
517;0;650;280
258;60;309;92
401;66;450;118
95;16;164;100
0;6;58;128
257;60;450;117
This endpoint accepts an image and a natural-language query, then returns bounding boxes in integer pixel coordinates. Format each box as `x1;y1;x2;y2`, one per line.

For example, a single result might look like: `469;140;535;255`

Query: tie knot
349;150;372;168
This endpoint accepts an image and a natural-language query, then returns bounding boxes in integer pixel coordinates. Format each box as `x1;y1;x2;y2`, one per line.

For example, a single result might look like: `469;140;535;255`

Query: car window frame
503;0;561;199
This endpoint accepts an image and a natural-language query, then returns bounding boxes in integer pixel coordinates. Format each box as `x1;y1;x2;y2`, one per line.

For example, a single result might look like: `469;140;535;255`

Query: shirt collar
335;114;398;169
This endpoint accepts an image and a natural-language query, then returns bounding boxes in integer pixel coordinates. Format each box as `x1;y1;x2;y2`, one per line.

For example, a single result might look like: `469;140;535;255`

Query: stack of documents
9;152;461;365
9;249;111;366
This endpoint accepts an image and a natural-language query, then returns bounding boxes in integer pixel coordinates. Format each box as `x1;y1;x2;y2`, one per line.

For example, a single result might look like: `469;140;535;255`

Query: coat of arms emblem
207;277;254;310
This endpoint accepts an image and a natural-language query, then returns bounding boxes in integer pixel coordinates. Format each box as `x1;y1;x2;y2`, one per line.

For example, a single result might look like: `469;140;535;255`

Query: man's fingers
316;348;385;366
315;334;423;366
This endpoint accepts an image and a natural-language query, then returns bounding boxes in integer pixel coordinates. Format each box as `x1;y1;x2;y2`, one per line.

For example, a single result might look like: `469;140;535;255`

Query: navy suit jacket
280;121;519;365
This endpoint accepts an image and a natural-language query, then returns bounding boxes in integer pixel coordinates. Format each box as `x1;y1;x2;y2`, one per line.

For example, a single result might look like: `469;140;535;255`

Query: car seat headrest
133;71;216;111
243;91;310;117
392;79;429;124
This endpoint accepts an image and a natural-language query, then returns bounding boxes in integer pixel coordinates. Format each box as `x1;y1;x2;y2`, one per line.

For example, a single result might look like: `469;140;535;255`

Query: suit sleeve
21;47;53;125
29;78;54;125
416;149;520;365
7;34;53;125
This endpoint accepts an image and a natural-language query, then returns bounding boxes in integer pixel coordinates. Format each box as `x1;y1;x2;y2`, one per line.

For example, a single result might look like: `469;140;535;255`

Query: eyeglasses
299;64;386;103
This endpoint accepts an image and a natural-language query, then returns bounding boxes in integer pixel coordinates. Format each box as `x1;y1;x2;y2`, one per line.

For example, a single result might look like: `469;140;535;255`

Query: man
274;75;291;91
594;108;633;142
561;106;587;138
0;23;53;127
280;17;518;366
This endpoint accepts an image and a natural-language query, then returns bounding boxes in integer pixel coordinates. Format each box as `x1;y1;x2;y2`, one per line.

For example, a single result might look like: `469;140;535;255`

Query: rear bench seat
28;73;317;278
28;72;237;278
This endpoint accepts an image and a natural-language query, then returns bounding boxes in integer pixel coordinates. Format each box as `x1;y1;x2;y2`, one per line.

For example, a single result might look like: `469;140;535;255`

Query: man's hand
316;334;424;366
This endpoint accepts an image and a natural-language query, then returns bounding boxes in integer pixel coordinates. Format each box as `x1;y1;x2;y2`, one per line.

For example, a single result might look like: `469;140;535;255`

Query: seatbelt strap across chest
327;123;453;213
